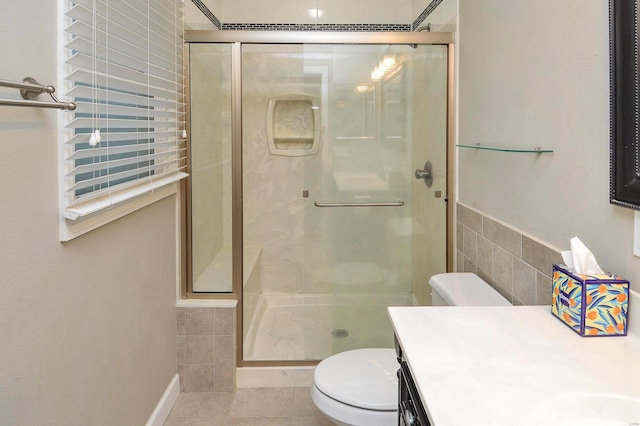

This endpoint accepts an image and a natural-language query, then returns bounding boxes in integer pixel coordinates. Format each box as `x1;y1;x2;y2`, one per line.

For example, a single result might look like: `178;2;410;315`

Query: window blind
62;0;187;220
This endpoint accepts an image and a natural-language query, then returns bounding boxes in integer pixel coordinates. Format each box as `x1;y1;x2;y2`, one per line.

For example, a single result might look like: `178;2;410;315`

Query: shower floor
243;292;418;361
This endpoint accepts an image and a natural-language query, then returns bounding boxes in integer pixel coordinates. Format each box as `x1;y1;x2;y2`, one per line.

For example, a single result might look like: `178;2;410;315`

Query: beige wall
186;0;415;26
218;0;412;24
413;0;457;30
0;1;178;424
186;0;458;27
458;1;640;288
185;0;220;30
184;1;455;31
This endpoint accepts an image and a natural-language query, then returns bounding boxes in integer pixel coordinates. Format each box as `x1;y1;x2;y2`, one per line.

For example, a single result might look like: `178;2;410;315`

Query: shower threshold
243;292;418;361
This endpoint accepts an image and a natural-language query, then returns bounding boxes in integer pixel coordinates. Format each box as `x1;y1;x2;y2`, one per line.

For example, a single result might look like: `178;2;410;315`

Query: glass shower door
240;43;448;361
409;45;449;307
301;44;449;358
189;43;233;293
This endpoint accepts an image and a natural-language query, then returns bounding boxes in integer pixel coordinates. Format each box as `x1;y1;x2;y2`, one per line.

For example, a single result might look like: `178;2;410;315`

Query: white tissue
561;237;605;275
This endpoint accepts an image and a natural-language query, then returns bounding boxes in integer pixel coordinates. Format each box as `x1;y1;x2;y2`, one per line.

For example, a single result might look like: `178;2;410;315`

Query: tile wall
176;307;236;392
456;203;563;306
240;44;317;295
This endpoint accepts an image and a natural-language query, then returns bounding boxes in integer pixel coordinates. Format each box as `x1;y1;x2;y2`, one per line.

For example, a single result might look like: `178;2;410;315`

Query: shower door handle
314;200;404;207
414;161;433;188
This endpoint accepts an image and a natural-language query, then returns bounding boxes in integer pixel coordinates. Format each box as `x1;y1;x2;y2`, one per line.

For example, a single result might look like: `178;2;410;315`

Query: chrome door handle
414;161;433;187
414;169;430;179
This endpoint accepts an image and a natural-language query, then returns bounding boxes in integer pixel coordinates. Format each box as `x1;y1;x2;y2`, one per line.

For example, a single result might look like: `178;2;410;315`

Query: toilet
429;272;511;307
310;348;398;426
311;272;512;425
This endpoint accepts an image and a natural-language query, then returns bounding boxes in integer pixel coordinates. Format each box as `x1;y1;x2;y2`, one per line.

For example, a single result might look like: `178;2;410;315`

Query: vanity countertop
388;304;640;426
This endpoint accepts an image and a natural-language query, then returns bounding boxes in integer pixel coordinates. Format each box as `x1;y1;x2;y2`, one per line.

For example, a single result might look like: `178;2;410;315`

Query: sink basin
527;392;640;426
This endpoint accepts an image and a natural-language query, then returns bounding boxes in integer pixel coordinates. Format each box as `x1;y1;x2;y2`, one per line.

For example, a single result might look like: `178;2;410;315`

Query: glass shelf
456;144;553;153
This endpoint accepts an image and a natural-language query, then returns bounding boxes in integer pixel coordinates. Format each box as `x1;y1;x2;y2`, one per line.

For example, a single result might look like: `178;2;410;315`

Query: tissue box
551;264;629;337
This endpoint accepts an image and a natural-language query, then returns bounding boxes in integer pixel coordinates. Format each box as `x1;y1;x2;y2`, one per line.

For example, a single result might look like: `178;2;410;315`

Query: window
60;0;187;240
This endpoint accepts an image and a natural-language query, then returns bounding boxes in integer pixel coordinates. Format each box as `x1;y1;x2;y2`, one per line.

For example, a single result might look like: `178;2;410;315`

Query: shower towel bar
314;200;404;208
0;77;76;111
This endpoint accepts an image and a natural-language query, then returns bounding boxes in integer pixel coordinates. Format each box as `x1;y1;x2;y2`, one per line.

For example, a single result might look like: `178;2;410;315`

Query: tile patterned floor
164;387;334;425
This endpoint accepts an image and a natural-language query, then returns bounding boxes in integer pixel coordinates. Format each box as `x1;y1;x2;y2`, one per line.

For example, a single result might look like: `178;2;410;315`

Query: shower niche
266;94;321;156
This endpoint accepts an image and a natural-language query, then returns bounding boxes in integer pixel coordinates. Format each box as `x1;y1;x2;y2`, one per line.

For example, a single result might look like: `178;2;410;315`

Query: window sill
59;172;188;242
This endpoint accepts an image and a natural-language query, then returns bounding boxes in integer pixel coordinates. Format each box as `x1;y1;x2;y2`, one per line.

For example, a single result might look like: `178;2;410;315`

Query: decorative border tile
191;0;222;30
190;0;439;33
221;23;411;32
412;0;445;31
191;0;442;32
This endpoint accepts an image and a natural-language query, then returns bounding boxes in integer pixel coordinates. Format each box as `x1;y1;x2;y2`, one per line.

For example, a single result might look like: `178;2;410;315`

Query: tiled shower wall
456;203;563;306
176;307;236;392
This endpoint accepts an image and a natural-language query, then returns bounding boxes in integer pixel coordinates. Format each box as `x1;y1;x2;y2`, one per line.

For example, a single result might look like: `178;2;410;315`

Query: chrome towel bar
0;77;76;111
314;200;404;208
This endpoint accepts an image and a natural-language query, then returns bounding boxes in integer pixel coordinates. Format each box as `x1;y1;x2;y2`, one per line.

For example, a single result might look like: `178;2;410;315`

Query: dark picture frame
610;0;640;209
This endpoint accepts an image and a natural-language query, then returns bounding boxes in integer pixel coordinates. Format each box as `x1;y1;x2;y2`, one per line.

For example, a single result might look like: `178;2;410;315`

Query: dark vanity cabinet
396;336;431;426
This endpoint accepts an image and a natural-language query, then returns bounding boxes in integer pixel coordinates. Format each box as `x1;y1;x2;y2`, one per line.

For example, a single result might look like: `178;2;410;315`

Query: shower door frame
184;30;456;367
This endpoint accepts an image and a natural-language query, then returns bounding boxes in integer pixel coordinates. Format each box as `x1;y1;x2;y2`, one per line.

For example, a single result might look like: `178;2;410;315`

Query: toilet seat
313;348;398;411
312;348;398;425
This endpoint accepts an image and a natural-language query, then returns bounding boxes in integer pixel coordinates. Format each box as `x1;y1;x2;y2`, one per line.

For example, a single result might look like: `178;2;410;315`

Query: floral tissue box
551;264;629;337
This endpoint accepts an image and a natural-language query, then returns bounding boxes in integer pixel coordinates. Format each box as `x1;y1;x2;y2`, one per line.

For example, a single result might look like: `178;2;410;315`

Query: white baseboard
146;373;180;426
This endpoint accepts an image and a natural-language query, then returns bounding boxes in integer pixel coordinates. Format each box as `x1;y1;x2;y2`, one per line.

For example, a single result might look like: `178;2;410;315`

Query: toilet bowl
311;348;398;426
311;273;511;425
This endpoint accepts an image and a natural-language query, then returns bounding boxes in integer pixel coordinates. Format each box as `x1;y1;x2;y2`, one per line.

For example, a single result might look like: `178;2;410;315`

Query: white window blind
62;0;187;221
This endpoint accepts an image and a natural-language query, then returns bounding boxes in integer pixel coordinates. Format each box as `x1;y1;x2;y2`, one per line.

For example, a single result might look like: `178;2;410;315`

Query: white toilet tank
429;273;511;306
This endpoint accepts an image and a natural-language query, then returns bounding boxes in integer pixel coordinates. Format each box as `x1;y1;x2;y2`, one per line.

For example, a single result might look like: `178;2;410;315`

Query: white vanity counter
389;304;640;426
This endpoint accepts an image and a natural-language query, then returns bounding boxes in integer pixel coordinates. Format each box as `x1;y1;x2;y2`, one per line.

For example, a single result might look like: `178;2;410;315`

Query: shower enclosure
186;32;454;365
